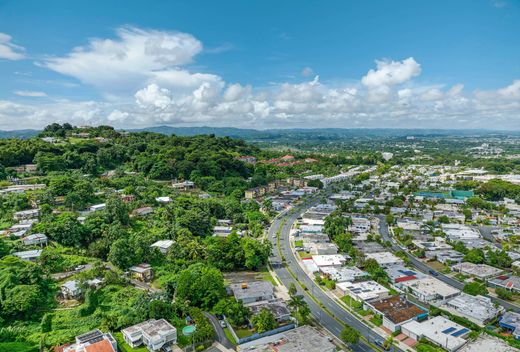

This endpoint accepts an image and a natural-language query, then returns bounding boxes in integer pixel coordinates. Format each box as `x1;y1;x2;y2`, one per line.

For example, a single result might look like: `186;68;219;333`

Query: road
204;312;234;349
268;196;388;352
377;216;520;313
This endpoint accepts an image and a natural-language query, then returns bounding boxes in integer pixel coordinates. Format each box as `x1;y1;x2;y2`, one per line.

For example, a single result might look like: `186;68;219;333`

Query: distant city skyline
0;0;519;130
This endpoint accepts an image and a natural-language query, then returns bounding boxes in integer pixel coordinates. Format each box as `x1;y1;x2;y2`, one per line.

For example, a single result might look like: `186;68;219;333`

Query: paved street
268;196;387;352
377;216;520;313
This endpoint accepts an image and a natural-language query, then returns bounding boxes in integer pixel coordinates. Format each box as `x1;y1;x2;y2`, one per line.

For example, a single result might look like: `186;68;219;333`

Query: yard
113;332;149;352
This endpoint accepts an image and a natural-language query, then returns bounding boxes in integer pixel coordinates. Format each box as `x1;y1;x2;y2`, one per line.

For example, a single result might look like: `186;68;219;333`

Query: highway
376;216;520;313
268;195;389;352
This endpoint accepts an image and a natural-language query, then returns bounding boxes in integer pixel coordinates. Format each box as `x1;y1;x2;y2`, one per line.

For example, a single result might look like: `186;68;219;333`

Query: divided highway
268;196;394;352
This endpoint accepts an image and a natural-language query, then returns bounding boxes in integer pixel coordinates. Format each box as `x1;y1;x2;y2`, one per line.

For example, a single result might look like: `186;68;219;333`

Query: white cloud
361;57;421;87
0;27;518;130
14;90;47;97
0;33;26;60
43;26;205;94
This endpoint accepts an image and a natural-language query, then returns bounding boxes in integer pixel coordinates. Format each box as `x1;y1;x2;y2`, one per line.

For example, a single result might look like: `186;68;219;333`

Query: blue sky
0;0;519;130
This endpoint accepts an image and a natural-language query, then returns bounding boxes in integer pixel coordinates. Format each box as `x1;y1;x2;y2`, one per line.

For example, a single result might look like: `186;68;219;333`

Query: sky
0;0;519;130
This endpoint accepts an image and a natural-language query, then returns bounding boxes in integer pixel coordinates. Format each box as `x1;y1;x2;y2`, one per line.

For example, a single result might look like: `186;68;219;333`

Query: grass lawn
259;268;278;287
235;328;254;338
223;327;237;345
427;260;450;273
294;240;303;247
113;332;149;352
298;251;313;259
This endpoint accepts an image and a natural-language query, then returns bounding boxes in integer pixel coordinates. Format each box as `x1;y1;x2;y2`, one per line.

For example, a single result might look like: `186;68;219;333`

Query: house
155;196;172;203
433;250;465;264
129;263;154;282
365;251;404;269
413;238;452;251
134;206;153;216
452;262;503;280
337;280;390;302
319;266;369;283
61;280;82;300
171;180;195;190
13;249;42;261
229;281;275;305
442;293;504;327
385;265;426;285
89;203;106;212
307;242;338;255
248;299;292;322
365;295;428;332
401;277;460;303
64;329;117;352
312;254;348;268
499;311;520;340
122;319;177;351
13;208;39;220
489;275;520;293
150;240;174;254
22;233;48;246
213;225;233;237
442;224;481;241
237;325;335;352
401;316;469;352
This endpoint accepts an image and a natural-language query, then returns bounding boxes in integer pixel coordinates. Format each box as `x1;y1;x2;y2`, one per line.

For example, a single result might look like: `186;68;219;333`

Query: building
129;263;154;282
213;225;233;237
349;217;372;234
64;329;117;352
307;242;338;255
248;300;291;322
337;280;390;302
237;325;335;352
13;208;39;220
434;250;465;264
61;280;82;300
13;249;42;261
442;224;481;241
22;233;48;246
171;180;195;190
229;281;275;305
366;295;428;332
385;265;426;285
155;196;172;203
459;334;518;352
413;238;452;251
319;266;369;283
150;240;174;254
312;254;348;268
401;316;469;352
443;293;504;327
89;203;106;212
499;311;520;340
401;277;460;303
365;251;404;268
134;206;153;216
489;275;520;293
452;262;503;280
122;319;177;351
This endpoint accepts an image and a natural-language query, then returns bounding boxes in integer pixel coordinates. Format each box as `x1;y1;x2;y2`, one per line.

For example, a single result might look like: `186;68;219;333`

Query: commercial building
366;295;428;332
337;280;390;302
365;251;404;268
229;281;275;305
401;277;460;303
401;316;469;352
312;254;348;268
122;319;177;351
237;325;335;352
452;262;503;280
442;293;504;327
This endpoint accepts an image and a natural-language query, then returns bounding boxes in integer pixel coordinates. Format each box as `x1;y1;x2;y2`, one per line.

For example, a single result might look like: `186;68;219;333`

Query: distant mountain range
1;125;518;140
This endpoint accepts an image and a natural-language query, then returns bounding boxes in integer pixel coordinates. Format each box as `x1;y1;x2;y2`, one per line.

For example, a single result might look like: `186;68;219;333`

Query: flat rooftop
229;281;274;301
369;295;427;324
452;262;503;278
458;333;517;352
443;294;502;326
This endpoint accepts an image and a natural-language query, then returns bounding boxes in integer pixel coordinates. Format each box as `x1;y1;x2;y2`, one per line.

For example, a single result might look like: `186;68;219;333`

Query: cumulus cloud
0;33;26;60
361;57;421;88
14;90;47;97
43;26;206;94
0;27;518;130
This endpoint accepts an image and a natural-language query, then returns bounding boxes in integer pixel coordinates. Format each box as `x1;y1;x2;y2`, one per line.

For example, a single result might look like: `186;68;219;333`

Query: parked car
219;320;227;328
